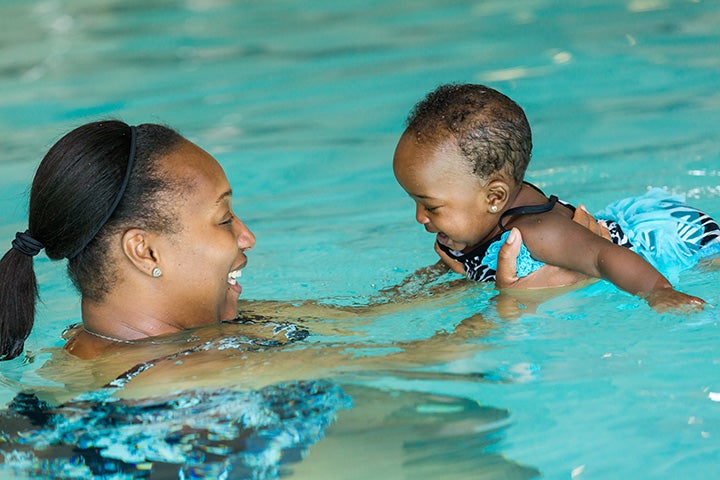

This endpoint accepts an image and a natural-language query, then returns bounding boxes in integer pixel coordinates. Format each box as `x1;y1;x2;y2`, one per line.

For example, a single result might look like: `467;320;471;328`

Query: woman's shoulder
33;319;298;404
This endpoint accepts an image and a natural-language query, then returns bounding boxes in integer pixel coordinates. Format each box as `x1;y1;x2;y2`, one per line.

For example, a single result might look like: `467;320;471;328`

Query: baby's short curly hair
405;84;532;184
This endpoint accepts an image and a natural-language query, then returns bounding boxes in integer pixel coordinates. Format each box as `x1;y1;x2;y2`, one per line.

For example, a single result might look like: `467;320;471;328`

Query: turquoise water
1;0;719;478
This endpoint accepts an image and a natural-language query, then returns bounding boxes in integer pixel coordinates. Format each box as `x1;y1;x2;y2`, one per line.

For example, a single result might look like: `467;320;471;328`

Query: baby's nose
415;204;430;224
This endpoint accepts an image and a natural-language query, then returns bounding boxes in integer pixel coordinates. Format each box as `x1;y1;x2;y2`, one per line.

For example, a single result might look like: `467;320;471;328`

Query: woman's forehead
159;140;231;201
164;141;227;181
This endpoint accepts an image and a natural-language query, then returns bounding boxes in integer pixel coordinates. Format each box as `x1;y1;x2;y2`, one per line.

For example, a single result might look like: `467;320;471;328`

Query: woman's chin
222;288;241;320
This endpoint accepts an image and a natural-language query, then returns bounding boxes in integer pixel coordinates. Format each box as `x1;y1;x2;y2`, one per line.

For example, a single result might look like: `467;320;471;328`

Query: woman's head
35;121;185;299
0;120;212;359
123;139;256;330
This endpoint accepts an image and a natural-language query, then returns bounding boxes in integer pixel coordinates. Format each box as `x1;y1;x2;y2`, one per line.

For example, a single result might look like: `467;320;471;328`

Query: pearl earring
490;205;498;213
152;267;162;278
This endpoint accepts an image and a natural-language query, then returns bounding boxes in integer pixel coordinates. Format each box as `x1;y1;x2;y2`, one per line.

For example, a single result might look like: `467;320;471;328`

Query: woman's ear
485;180;511;213
121;229;161;277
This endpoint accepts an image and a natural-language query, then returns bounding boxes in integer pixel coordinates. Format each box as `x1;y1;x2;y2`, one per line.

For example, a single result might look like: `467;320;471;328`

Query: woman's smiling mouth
227;268;243;294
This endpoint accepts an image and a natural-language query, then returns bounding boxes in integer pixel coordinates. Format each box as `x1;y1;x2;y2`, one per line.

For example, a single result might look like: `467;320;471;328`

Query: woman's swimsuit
0;318;350;479
437;182;720;282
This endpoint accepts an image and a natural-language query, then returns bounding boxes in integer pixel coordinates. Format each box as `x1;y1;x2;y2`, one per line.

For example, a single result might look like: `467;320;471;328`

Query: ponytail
0;232;42;360
0;120;182;361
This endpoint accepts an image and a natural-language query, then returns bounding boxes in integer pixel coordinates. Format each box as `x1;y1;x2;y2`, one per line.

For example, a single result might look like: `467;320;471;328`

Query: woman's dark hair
0;120;184;360
405;83;533;184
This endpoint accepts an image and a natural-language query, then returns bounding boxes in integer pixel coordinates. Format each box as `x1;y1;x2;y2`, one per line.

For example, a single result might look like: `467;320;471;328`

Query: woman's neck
80;296;184;342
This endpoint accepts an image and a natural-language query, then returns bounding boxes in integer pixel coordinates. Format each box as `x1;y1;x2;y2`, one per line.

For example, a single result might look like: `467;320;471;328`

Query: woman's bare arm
100;306;495;400
241;207;616;321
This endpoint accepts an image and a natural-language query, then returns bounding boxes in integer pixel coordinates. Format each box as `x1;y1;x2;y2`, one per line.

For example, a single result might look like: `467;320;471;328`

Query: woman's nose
234;219;256;251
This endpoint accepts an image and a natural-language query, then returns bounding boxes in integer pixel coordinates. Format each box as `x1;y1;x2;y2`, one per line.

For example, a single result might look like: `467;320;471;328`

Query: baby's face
393;132;500;252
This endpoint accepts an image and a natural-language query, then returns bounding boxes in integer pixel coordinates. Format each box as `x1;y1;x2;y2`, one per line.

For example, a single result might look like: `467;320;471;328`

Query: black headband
66;125;138;260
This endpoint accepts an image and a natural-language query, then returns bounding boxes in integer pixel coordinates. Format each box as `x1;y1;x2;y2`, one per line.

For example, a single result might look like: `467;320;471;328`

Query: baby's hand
641;288;706;313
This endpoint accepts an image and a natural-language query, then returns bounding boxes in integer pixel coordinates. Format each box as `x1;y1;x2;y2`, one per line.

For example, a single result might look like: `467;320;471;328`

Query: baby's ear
485;180;511;212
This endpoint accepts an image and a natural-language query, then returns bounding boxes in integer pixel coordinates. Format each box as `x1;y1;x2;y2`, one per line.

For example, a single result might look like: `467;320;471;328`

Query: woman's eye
221;214;235;225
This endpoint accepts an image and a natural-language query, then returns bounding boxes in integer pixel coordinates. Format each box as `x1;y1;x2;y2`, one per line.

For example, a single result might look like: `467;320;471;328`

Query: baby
393;84;720;311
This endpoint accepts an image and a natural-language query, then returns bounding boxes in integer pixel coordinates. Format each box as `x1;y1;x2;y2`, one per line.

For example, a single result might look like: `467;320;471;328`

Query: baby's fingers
645;289;706;313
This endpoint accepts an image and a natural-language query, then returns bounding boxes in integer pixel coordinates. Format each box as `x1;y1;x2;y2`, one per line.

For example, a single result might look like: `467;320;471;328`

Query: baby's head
402;83;532;184
393;84;533;251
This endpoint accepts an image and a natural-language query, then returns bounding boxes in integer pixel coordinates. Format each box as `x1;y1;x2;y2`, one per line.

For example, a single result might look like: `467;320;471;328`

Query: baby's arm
585;238;704;311
518;214;705;312
448;205;608;289
495;205;609;289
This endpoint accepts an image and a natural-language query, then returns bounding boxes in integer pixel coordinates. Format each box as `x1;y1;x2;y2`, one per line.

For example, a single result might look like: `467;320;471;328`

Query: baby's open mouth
436;233;467;252
436;232;450;246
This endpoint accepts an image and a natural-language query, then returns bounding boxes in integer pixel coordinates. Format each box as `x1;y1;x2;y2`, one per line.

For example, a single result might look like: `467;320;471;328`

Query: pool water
1;0;719;478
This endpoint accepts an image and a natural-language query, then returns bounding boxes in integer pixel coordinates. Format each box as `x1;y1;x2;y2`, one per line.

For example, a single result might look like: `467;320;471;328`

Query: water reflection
0;381;537;479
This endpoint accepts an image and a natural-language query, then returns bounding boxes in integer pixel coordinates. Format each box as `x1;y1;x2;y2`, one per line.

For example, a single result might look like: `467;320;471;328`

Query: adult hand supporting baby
494;228;526;289
495;206;610;289
493;208;610;319
571;205;611;241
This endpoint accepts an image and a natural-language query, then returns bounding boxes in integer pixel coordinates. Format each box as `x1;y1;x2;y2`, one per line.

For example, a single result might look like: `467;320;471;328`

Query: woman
0;120;609;367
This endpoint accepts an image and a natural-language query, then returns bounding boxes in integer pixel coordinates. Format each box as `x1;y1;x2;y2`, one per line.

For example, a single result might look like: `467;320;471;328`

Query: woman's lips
227;269;243;295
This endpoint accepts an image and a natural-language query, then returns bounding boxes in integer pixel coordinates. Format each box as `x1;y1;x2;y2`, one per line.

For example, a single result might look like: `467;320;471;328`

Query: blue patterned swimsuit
437;183;720;282
0;319;351;479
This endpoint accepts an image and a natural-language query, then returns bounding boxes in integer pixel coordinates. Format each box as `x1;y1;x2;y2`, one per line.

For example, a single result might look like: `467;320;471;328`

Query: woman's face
156;140;256;327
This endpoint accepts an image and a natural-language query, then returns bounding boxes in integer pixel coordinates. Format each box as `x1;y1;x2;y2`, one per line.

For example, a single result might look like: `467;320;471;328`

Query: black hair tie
12;230;44;257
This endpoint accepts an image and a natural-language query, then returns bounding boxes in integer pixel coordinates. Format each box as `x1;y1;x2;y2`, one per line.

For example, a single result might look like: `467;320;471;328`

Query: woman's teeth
227;269;242;285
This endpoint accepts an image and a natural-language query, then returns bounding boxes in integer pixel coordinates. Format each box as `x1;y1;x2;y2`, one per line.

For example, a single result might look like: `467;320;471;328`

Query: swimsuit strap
498;195;558;232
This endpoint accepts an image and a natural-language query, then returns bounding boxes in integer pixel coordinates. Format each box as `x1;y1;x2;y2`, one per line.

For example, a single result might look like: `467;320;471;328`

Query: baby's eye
425;206;439;213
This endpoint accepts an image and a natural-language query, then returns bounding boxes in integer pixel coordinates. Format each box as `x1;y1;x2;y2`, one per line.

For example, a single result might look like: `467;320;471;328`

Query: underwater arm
238;264;469;330
239;299;359;321
108;309;497;399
